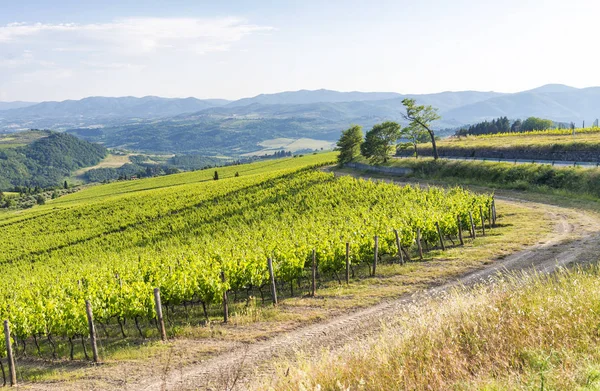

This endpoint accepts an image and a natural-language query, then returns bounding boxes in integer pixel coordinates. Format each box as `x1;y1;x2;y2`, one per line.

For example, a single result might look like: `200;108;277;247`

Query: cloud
0;17;273;55
0;17;273;101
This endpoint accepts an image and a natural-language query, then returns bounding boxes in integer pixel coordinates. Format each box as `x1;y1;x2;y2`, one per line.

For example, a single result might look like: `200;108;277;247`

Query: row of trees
337;99;441;164
455;116;557;136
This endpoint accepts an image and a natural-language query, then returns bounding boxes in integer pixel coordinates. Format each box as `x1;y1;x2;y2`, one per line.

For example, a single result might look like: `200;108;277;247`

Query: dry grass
266;266;600;390
72;153;132;176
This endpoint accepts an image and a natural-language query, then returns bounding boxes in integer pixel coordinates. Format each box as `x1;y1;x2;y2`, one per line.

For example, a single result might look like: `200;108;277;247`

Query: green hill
0;130;107;189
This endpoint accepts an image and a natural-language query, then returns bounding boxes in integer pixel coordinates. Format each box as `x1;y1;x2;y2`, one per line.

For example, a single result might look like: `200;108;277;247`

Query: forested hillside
0;131;107;189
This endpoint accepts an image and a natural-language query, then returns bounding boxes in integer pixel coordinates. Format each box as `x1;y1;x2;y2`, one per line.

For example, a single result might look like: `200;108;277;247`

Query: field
268;266;600;390
2;149;599;389
0;130;48;149
399;127;600;162
71;153;132;177
0;152;537;387
375;157;600;200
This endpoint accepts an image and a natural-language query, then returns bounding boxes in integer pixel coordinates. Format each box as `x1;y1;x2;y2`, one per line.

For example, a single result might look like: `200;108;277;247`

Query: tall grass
266;266;600;390
390;158;600;199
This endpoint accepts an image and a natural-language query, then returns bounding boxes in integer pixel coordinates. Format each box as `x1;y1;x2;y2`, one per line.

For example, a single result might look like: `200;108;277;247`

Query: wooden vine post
3;320;16;386
479;206;486;236
469;211;476;239
85;300;100;363
489;204;494;228
372;236;379;276
416;228;424;260
221;271;228;324
435;222;446;250
153;288;167;341
267;257;278;305
345;242;350;285
492;198;497;225
457;215;464;245
311;249;316;297
393;229;404;264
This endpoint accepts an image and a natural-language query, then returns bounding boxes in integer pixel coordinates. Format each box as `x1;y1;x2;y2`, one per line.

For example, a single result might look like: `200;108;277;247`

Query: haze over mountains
0;84;598;155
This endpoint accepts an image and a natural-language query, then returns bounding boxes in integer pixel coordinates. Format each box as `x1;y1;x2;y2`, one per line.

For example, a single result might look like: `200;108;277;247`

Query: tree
400;124;429;158
63;180;68;189
35;195;45;205
521;117;553;132
234;172;240;177
511;119;522;133
336;125;364;164
213;171;219;180
360;122;401;163
401;99;441;160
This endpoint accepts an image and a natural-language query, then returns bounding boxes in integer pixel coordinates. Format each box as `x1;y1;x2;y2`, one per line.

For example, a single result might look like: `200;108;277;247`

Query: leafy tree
360;122;401;163
521;117;553;132
402;99;441;160
213;171;219;180
336;125;364;164
400;124;429;158
64;180;68;189
235;172;240;177
511;119;522;133
35;195;45;205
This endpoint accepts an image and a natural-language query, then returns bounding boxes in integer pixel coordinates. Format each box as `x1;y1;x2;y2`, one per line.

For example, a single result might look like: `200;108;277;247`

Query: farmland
398;127;600;162
0;151;537;387
1;145;598;390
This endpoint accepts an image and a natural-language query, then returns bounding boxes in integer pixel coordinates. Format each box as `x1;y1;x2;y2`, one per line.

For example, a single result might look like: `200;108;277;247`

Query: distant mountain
0;96;230;131
0;101;38;111
4;84;600;156
443;84;600;124
226;89;403;107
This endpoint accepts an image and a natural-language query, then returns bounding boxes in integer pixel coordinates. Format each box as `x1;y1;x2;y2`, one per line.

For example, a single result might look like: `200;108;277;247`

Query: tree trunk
414;143;418;158
428;130;439;160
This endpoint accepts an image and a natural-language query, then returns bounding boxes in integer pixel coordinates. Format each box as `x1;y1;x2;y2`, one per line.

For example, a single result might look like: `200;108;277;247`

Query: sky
0;0;599;102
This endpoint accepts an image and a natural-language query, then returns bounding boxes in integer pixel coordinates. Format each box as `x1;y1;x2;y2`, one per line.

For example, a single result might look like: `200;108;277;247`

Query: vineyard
0;152;493;382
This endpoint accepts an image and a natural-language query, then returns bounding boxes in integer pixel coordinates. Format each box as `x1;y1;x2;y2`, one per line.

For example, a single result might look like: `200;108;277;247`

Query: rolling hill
0;130;107;189
2;84;600;156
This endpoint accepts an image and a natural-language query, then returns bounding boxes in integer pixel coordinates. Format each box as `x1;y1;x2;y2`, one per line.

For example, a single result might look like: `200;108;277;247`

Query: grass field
0;130;48;149
269;266;600;390
369;157;600;201
71;153;132;177
439;130;600;149
400;127;600;162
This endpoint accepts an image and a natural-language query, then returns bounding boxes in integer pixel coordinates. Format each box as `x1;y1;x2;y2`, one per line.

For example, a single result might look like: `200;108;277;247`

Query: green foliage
167;154;228;170
521;117;554;132
0;131;106;190
392;158;600;198
456;117;511;136
35;195;45;205
0;153;491;348
402;98;442;159
336;125;364;164
360;122;401;163
400;124;429;157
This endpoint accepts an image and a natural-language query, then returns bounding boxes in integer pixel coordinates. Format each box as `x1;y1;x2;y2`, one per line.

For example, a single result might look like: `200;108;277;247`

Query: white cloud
0;17;272;55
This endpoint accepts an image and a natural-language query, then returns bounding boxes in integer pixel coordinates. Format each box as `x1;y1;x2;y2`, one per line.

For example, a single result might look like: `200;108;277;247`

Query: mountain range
0;84;598;155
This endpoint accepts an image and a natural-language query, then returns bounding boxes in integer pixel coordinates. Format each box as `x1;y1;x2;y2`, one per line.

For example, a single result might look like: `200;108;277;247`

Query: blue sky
0;0;598;101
